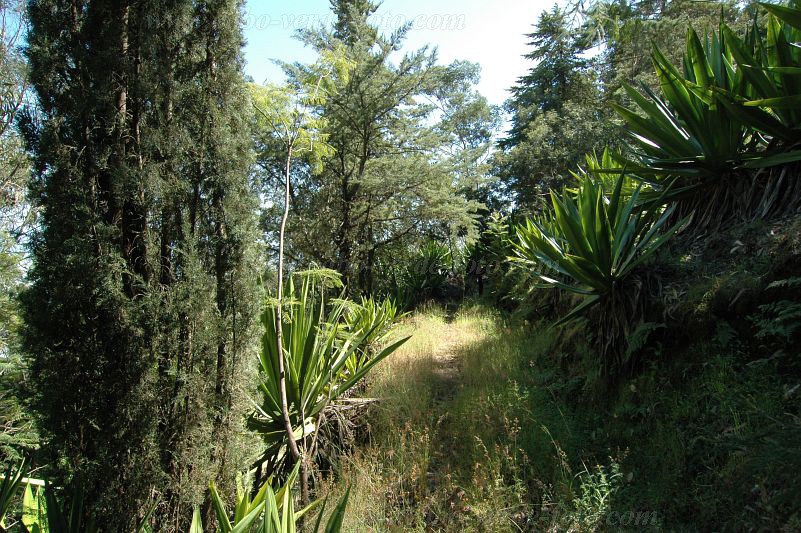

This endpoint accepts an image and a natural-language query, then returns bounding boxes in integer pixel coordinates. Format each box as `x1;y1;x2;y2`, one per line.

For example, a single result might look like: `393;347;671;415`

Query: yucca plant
715;3;801;144
0;460;24;528
399;240;453;305
613;28;755;179
341;297;404;378
249;269;408;475
20;480;155;533
613;22;801;226
572;148;652;205
512;175;687;374
193;462;350;532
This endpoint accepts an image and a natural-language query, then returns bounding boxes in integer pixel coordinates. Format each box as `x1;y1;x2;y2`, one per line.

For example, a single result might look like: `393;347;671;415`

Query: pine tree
501;6;589;150
496;5;611;209
22;1;257;528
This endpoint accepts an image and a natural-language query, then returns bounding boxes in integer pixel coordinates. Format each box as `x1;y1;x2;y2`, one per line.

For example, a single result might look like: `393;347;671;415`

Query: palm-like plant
613;21;801;226
512;175;687;372
0;460;24;528
613;28;755;180
206;462;349;533
399;240;453;304
249;270;408;474
20;480;155;533
572;148;644;199
715;3;801;144
341;296;404;377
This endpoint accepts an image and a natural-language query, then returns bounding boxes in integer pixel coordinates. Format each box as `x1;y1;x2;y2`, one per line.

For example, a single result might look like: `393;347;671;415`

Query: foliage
613;15;801;226
569;462;623;530
0;0;38;466
512;175;686;372
571;148;643;200
20;479;155;533
612;29;751;176
577;0;745;98
21;0;260;529
750;277;801;358
0;460;24;528
501;5;594;147
396;241;454;306
254;1;492;293
716;2;801;144
342;296;403;374
14;466;350;533
497;6;617;208
205;462;351;533
249;269;408;473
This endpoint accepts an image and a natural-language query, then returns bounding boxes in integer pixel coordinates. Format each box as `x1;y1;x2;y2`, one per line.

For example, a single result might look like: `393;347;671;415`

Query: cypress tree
22;0;257;528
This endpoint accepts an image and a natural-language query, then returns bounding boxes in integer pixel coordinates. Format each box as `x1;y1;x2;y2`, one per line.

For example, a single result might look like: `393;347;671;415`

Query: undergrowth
319;217;801;531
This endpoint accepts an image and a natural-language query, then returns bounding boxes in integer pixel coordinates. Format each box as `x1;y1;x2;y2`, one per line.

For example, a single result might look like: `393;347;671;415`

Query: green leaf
323;486;350;533
760;2;801;30
189;508;203;533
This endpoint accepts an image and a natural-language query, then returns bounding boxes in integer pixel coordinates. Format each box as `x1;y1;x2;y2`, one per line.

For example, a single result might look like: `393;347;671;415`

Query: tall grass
317;306;602;531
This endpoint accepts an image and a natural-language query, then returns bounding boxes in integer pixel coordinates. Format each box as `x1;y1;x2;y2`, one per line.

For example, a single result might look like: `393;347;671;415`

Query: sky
242;0;555;107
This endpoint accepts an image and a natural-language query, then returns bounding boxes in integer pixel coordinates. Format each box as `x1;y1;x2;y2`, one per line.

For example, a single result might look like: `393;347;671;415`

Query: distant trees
579;0;744;97
21;0;258;529
254;0;499;295
496;6;614;209
495;0;750;213
0;0;38;464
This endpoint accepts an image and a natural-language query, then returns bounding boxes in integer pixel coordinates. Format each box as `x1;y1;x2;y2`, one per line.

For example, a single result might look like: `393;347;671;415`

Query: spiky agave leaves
0;460;24;527
340;296;405;378
613;19;801;227
249;269;408;475
201;461;351;532
612;28;754;178
512;175;687;374
714;3;801;145
399;240;453;305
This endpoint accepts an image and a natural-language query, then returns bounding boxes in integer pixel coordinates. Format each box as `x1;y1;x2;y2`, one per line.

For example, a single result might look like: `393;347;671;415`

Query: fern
751;277;801;345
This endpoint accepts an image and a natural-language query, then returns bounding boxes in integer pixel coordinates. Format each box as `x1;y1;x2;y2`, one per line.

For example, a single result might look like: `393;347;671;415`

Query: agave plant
512;175;687;373
205;462;349;533
341;296;404;378
399;240;453;305
0;460;24;528
20;479;155;533
249;269;408;474
612;28;755;180
714;3;801;144
613;22;801;225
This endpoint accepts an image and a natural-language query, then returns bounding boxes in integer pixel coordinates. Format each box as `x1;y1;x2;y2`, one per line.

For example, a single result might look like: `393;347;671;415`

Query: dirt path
414;316;476;523
428;317;465;403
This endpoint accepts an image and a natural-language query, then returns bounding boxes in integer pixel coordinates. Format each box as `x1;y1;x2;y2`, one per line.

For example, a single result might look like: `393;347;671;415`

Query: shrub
341;296;404;377
249;269;408;475
512;175;686;374
397;240;454;306
613;14;801;226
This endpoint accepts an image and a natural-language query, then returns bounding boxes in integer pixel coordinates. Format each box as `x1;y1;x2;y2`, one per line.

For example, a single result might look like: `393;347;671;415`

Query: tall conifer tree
22;0;257;528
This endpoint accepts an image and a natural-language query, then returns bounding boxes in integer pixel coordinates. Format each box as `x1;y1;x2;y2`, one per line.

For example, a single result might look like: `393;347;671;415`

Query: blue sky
242;0;555;107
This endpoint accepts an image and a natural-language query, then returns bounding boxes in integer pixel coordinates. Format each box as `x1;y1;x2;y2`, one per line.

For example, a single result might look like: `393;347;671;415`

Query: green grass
318;305;607;531
319;271;801;531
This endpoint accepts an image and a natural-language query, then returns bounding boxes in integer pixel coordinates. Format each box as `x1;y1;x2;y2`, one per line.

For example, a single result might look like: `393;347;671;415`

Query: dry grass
317;304;549;532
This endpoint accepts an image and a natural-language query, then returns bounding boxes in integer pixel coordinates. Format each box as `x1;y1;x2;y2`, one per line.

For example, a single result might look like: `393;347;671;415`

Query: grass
318;305;608;531
318;236;801;531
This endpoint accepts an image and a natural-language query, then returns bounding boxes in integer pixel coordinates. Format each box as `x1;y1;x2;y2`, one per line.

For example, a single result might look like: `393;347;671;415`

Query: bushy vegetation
1;0;800;530
317;1;801;531
512;175;686;373
249;269;407;477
